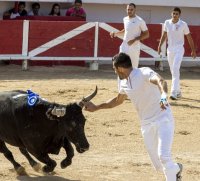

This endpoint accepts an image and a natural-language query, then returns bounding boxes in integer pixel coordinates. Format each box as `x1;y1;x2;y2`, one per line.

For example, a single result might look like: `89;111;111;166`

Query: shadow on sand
17;175;81;181
0;64;199;81
170;102;200;109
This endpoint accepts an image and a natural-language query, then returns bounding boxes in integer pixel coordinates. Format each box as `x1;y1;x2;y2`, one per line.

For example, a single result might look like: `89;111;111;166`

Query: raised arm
84;93;127;112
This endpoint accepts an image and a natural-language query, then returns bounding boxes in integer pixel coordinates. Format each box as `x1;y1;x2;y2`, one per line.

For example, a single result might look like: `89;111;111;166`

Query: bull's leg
60;138;74;169
19;147;41;172
32;153;57;173
0;140;26;175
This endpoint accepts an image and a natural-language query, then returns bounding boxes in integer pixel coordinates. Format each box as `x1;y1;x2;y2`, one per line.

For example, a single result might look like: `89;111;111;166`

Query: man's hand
84;101;98;112
160;92;169;110
110;32;115;38
191;50;196;59
127;39;137;46
158;46;161;55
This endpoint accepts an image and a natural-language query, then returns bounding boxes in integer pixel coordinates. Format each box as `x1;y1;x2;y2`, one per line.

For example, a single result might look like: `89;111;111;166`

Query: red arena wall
0;20;199;62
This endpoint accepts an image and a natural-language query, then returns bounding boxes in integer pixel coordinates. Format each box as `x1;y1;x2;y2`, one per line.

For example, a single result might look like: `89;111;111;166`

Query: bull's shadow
17;175;81;181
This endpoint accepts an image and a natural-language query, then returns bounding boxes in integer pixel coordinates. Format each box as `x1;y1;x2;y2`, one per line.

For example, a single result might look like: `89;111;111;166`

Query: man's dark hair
173;7;181;14
75;0;82;4
129;3;136;8
32;2;40;9
112;53;132;68
19;2;26;7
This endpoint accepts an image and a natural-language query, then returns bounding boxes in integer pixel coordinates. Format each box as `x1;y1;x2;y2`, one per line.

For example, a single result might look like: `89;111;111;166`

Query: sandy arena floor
0;64;199;181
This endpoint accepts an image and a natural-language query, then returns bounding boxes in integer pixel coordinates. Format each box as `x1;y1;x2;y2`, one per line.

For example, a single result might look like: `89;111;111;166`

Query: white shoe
170;94;177;100
176;163;183;181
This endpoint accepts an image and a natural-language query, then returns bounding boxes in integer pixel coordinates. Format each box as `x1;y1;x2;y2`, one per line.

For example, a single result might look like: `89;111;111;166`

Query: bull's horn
51;107;66;117
83;86;98;102
79;86;98;108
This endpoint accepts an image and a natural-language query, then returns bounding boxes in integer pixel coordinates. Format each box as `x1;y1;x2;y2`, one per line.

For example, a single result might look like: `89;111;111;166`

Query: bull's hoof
16;166;27;175
42;160;56;173
60;159;72;169
42;165;53;173
33;163;42;172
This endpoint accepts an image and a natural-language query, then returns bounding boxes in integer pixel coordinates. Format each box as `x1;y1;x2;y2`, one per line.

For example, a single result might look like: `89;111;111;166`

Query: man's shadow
170;97;200;109
181;97;200;103
17;175;81;181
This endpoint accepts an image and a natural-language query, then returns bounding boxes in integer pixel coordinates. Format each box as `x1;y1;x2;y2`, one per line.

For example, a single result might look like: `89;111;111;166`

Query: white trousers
167;47;184;94
141;112;180;181
119;41;140;68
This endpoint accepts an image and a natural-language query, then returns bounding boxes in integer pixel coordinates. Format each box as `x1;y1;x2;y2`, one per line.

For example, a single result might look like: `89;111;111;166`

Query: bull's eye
71;121;76;127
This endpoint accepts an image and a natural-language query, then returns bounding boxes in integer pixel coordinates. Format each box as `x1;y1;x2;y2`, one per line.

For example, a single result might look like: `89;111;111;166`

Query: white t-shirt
164;19;190;52
28;11;42;16
10;13;20;19
118;67;171;125
123;15;148;47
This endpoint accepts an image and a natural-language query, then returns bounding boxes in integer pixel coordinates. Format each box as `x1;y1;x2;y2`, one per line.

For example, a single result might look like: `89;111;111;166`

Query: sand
0;64;199;181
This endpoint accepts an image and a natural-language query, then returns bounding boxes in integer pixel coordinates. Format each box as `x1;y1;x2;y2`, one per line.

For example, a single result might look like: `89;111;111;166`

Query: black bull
0;87;97;174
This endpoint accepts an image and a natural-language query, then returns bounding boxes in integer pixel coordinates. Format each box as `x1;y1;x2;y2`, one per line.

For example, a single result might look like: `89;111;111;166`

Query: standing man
84;53;183;181
110;3;149;68
158;7;196;100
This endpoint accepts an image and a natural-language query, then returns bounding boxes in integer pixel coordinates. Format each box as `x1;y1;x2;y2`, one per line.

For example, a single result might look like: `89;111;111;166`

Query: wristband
160;92;168;105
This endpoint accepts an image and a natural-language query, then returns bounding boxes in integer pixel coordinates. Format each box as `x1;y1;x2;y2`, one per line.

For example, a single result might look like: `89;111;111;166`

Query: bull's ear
51;107;66;117
46;107;66;120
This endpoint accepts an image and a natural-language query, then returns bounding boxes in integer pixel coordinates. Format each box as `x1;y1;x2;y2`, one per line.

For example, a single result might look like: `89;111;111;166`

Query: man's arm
84;93;127;112
149;73;168;110
150;74;167;93
138;30;150;41
186;33;196;59
110;29;125;38
127;30;149;46
158;31;167;55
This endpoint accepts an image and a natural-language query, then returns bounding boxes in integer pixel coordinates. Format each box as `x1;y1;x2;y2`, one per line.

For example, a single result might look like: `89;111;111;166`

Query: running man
158;7;196;100
110;3;149;68
84;53;183;181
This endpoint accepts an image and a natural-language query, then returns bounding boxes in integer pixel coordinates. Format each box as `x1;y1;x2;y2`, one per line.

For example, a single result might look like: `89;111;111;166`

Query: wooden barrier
0;20;199;70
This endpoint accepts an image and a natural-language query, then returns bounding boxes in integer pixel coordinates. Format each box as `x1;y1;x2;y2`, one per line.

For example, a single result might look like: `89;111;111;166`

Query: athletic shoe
170;94;177;100
176;163;183;181
177;92;182;98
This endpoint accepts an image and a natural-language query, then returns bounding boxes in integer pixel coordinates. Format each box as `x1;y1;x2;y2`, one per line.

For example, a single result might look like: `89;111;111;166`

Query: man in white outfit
158;7;196;100
110;3;149;68
84;53;183;181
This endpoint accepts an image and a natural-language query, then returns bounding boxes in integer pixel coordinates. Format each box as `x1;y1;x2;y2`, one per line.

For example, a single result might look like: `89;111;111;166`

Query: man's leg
167;51;177;99
172;49;184;96
119;41;128;54
128;46;140;68
157;114;182;181
168;49;184;99
167;51;174;74
141;123;163;172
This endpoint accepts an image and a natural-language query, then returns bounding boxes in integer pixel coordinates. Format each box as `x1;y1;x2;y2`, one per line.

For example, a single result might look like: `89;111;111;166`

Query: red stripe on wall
0;20;23;54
